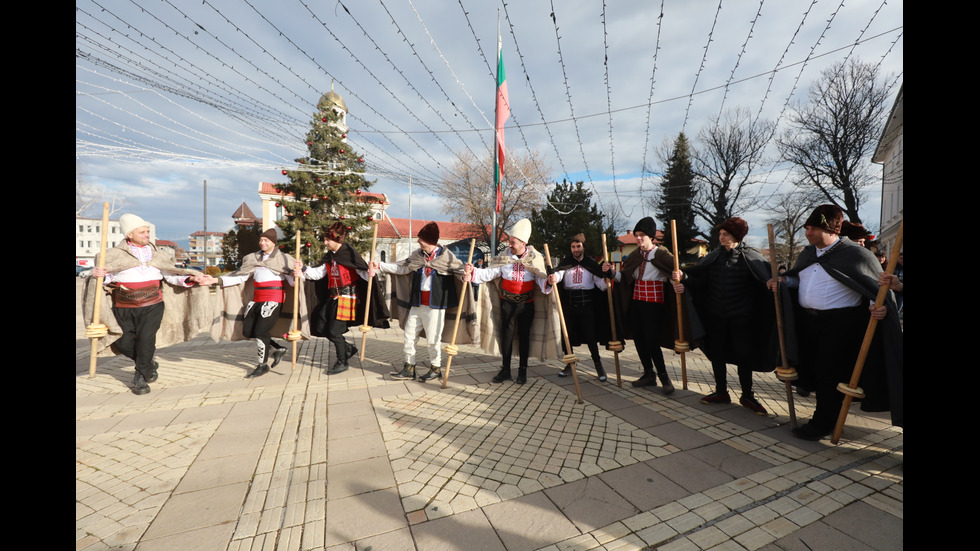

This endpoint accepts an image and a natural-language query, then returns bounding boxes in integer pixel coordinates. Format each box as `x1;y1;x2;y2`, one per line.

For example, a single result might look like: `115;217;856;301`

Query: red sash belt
254;280;285;303
113;280;163;308
632;280;664;303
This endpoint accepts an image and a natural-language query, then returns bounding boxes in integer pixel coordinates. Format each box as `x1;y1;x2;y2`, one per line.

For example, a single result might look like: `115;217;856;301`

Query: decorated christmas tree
272;89;377;261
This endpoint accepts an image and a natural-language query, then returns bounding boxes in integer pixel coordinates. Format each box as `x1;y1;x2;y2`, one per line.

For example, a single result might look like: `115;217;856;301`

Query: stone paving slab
76;280;902;550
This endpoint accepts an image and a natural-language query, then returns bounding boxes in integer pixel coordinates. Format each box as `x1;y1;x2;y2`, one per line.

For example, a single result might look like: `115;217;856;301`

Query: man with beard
552;233;610;382
672;217;772;415
464;218;561;385
768;205;902;440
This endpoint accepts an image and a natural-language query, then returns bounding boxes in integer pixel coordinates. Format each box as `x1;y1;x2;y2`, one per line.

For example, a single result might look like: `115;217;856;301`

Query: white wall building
76;217;157;266
873;83;903;257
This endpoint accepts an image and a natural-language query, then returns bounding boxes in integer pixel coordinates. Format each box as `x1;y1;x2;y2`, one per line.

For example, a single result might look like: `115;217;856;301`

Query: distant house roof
190;231;225;237
156;240;178;248
232;201;258;220
378;217;483;241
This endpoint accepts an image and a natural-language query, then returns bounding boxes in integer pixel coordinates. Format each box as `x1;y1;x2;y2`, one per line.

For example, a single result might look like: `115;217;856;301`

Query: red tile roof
377;217;484;241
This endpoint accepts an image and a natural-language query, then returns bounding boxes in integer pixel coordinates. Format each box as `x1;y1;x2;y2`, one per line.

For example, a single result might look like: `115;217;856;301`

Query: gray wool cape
210;248;312;343
384;247;479;345
82;241;212;357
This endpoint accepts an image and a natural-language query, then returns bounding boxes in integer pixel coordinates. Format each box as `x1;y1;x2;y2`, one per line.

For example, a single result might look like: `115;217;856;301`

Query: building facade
76;216;157;267
873;83;904;257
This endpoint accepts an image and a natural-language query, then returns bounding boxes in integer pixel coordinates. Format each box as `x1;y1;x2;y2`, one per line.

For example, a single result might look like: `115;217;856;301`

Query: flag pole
491;9;501;258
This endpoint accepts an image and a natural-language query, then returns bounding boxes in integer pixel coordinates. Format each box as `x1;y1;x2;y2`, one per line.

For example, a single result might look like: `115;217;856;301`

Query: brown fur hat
417;222;440;245
717;217;749;242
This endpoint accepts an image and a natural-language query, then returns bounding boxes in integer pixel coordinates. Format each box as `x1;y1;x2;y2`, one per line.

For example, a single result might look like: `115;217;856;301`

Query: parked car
76;265;92;277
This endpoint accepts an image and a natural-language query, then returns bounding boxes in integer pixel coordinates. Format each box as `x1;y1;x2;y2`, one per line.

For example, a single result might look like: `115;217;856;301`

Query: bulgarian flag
494;31;509;214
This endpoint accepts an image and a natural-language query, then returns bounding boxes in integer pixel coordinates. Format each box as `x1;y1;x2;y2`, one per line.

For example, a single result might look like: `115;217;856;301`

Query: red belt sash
254;280;285;303
632;280;664;303
113;280;163;308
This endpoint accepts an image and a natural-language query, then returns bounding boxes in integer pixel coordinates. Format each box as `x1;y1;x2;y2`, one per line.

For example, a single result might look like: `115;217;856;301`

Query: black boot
418;366;442;382
391;363;416;380
515;367;527;385
146;360;159;383
595;363;607;382
270;347;287;368
658;372;675;395
492;367;512;383
132;372;150;395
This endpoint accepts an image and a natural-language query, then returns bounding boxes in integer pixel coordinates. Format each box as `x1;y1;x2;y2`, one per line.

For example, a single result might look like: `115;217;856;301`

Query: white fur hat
507;218;532;244
120;213;151;237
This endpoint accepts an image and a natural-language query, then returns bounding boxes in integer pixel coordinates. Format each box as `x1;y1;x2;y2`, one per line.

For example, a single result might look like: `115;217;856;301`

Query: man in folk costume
87;213;212;395
368;222;474;382
553;233;612;382
212;227;303;378
671;217;773;415
294;222;389;375
767;205;902;440
601;216;678;394
464;218;561;385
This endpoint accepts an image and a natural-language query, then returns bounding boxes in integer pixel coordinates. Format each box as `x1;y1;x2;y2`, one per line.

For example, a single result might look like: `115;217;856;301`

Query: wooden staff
543;244;584;404
831;220;903;444
285;230;303;370
601;233;623;388
86;202;111;378
358;218;380;361
669;220;689;390
767;224;797;428
441;239;476;388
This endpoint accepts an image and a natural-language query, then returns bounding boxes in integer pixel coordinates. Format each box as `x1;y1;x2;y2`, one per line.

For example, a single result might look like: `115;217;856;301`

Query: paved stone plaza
76;279;902;550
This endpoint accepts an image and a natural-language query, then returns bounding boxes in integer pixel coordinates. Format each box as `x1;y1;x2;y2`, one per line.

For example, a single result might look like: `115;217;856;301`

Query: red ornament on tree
275;202;281;207
305;242;312;248
281;170;288;175
303;210;310;215
358;157;364;163
342;134;346;138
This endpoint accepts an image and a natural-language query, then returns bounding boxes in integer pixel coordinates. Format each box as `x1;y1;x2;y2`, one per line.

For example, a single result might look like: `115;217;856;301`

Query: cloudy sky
76;0;903;247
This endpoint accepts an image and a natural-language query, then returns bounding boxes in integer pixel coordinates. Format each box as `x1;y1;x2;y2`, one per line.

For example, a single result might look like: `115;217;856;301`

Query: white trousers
402;305;447;367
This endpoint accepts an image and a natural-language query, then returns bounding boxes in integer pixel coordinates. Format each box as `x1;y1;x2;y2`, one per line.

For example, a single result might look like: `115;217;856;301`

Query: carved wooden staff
285;230;303;370
440;239;476;388
767;224;797;428
543;244;584;404
670;220;689;390
601;233;623;388
831;220;903;445
358;218;380;361
86;202;111;378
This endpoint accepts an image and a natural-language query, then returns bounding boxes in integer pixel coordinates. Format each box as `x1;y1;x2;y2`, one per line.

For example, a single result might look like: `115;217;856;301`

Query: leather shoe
327;361;349;375
391;363;416;380
270;347;287;368
246;364;270;378
658;373;675;395
132;373;150;395
557;365;572;377
146;360;159;383
418;367;441;382
515;368;527;385
631;372;658;387
792;422;831;441
492;368;512;383
345;344;358;361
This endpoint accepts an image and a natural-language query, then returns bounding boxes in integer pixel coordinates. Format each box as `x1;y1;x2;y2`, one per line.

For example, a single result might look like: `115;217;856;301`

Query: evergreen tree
273;92;376;262
529;180;615;260
656;133;699;264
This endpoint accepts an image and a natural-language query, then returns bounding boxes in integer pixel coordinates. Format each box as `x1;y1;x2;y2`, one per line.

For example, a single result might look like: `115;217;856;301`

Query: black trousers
322;297;352;364
562;300;602;366
703;314;757;395
112;302;165;380
628;300;668;376
797;305;869;430
242;301;283;364
499;299;534;370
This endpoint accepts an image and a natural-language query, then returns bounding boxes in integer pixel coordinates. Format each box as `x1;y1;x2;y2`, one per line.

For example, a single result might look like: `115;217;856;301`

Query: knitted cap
260;227;281;242
633;217;657;237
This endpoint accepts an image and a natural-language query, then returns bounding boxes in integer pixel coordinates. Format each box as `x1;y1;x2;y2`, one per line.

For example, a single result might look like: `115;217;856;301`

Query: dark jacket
309;243;390;336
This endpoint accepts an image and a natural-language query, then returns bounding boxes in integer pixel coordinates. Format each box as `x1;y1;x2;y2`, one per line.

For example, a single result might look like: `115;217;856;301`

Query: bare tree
436;148;551;250
776;58;898;224
764;186;821;268
691;108;775;248
76;161;124;217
